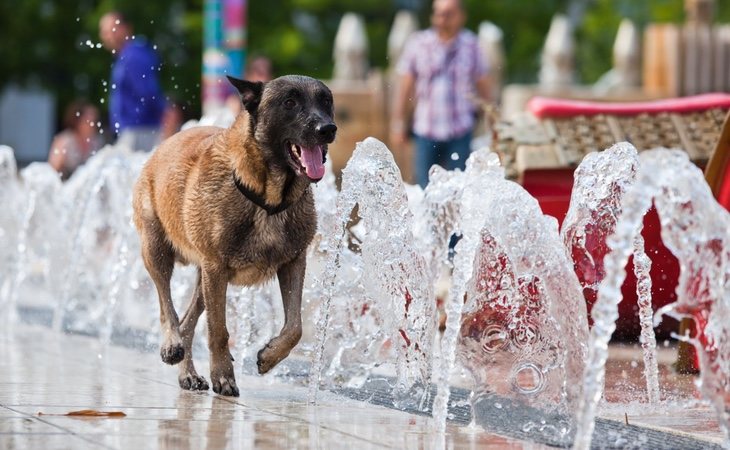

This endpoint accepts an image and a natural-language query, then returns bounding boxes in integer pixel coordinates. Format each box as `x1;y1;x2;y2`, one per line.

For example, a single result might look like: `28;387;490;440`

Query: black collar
233;171;295;215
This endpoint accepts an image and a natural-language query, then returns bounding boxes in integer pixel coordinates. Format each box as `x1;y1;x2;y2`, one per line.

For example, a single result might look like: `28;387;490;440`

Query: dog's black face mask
227;75;336;182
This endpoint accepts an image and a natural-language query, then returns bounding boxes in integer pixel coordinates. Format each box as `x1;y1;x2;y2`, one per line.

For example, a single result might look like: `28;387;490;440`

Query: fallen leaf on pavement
37;409;126;418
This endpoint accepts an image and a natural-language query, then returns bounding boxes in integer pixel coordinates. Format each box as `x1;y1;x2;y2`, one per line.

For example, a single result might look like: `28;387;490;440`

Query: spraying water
561;142;660;406
633;232;660;404
1;135;728;448
573;148;730;449
446;151;588;443
2;163;61;330
310;138;436;403
0;146;21;331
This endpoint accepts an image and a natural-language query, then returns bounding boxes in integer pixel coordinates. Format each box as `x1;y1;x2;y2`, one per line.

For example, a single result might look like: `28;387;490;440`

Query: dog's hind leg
139;218;184;365
257;251;305;374
202;263;239;396
178;268;209;390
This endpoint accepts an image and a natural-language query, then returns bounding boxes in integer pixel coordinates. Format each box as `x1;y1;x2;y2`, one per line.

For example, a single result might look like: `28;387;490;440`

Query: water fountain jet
0;136;727;448
573;148;730;449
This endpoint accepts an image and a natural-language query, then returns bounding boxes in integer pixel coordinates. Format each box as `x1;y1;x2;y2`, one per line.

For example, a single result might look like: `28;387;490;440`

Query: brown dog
132;75;336;396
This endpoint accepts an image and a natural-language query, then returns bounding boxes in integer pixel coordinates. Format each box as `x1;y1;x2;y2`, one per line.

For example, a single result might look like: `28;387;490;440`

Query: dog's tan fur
132;75;335;396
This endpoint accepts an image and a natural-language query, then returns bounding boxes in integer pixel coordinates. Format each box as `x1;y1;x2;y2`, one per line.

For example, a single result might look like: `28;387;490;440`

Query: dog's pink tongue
300;145;325;180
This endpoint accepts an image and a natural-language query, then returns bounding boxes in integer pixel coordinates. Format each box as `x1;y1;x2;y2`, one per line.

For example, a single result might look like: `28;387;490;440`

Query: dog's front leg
202;264;239;396
257;251;305;374
178;269;209;391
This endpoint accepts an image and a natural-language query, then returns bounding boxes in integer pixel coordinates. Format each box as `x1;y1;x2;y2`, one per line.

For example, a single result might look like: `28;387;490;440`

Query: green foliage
249;0;396;79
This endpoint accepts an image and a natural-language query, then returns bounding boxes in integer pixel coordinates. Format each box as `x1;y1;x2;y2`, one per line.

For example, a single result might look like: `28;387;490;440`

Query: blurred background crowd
0;0;729;175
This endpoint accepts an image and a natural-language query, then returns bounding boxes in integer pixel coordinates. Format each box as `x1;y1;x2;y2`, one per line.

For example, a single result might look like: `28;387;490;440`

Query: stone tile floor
0;324;724;449
0;325;534;449
600;344;724;446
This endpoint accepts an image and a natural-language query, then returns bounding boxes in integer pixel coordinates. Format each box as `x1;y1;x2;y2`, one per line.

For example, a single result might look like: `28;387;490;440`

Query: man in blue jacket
99;11;165;151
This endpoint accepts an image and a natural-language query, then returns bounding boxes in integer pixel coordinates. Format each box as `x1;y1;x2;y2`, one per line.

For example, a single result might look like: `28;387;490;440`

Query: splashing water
0;146;21;330
573;148;730;449
2;133;729;449
561;143;639;302
633;232;660;404
310;138;436;404
432;150;502;433
561;142;660;405
442;150;588;443
2;163;61;330
53;148;149;335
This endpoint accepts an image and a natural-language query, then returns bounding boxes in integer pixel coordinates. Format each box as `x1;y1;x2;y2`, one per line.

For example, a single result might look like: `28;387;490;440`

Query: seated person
48;100;103;180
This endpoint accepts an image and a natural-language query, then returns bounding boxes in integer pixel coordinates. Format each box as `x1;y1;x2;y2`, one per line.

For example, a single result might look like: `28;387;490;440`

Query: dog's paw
256;331;301;375
179;373;209;391
257;345;283;375
210;358;239;397
160;342;185;365
212;375;239;397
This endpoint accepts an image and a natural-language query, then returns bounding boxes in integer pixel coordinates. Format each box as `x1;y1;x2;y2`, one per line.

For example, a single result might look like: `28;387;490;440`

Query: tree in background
248;0;397;80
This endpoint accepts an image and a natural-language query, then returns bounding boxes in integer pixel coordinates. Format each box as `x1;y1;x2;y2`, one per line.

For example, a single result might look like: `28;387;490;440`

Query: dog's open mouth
287;141;326;181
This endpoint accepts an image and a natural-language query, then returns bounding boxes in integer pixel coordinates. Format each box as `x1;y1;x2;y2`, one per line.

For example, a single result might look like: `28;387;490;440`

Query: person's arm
48;134;69;174
390;72;416;146
475;74;493;104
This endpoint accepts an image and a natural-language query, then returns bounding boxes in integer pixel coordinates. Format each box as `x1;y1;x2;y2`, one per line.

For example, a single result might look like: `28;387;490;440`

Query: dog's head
227;74;336;182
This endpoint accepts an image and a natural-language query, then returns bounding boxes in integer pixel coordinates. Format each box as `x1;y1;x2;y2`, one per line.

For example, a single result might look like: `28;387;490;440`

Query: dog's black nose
316;123;337;142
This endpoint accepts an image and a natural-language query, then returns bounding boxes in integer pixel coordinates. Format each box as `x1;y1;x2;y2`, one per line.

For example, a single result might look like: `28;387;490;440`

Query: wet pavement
600;344;725;446
0;324;532;449
0;324;723;449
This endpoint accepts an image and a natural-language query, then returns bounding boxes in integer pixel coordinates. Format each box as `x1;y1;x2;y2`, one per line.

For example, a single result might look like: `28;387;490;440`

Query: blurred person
48;100;103;180
160;100;185;141
219;56;274;123
391;0;492;188
244;55;273;82
99;11;165;151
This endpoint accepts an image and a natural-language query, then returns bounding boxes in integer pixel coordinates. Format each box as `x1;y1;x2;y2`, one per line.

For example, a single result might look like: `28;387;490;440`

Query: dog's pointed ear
227;76;263;114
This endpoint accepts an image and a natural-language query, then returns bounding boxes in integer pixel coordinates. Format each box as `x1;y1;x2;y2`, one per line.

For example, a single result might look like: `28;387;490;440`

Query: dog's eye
284;98;296;109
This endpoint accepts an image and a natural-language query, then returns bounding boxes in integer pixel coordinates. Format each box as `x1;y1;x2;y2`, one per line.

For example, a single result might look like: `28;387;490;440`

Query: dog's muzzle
315;122;337;143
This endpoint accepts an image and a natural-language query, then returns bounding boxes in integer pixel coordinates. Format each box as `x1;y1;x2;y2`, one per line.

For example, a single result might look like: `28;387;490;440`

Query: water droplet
511;362;545;395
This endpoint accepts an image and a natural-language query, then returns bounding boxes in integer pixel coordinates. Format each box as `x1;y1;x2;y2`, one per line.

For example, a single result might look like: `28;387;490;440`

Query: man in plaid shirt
391;0;492;187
